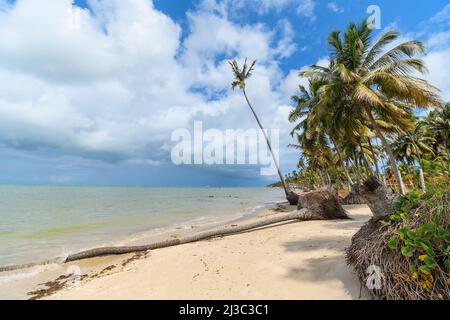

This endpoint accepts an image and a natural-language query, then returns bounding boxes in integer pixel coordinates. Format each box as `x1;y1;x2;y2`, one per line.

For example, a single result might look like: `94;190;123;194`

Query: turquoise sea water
0;186;284;267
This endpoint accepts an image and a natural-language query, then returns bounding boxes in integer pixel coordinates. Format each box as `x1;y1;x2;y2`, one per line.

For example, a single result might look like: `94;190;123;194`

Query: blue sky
0;0;449;186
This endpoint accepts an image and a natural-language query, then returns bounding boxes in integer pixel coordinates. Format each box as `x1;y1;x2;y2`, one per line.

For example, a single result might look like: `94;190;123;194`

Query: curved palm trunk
330;137;354;185
351;154;364;183
367;138;382;181
359;142;374;176
242;89;297;204
365;107;406;195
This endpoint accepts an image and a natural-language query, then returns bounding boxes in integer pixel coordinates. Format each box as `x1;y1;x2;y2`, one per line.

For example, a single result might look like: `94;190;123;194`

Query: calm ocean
0;186;284;267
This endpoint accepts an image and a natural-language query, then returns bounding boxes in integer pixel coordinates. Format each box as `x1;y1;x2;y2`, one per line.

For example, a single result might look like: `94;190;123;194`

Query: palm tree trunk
359;142;373;176
407;133;427;193
242;89;295;203
367;138;382;180
325;172;332;189
330;137;354;185
65;210;310;263
418;166;426;193
352;153;364;183
365;107;406;195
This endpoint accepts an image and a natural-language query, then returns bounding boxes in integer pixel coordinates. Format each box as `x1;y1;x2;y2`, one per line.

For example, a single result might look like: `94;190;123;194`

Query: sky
0;0;449;187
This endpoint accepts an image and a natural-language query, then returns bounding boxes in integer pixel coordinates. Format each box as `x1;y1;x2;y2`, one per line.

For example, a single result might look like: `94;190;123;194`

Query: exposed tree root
342;184;366;205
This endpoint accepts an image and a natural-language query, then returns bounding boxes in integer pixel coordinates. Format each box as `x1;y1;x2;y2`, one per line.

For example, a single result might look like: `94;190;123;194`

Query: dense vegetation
348;181;449;300
285;22;448;197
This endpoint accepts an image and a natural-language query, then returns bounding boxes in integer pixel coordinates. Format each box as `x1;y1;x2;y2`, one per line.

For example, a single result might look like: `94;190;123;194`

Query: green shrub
385;184;450;292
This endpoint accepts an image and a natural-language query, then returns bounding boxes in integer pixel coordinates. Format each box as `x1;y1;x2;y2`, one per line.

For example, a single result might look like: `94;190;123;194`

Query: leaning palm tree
302;22;443;195
229;59;299;205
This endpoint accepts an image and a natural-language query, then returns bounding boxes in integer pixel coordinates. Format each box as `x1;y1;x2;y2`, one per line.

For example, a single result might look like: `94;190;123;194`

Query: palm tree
301;22;443;195
289;80;355;186
422;103;450;159
391;125;435;192
229;59;298;205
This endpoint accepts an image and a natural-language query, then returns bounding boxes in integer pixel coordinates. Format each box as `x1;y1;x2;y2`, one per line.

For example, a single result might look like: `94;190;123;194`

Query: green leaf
419;265;432;275
420;242;435;256
423;256;438;269
380;220;390;227
401;246;415;257
395;228;408;240
388;237;399;250
444;260;450;269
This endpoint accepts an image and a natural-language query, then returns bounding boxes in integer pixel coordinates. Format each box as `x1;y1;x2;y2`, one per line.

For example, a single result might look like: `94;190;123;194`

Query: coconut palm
289;80;355;186
391;128;435;165
391;125;435;192
422;103;450;159
229;59;298;205
301;22;443;195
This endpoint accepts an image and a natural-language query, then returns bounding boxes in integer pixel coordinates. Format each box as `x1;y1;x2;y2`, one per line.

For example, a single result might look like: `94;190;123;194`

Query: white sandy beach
34;204;373;300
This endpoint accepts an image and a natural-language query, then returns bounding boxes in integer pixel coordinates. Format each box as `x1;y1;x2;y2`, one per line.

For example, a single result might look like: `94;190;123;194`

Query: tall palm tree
229;59;298;205
301;22;443;195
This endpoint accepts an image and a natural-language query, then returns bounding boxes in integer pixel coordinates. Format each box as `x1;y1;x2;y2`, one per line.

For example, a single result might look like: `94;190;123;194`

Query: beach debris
27;274;88;300
121;251;149;268
342;184;367;205
100;265;116;275
297;190;350;220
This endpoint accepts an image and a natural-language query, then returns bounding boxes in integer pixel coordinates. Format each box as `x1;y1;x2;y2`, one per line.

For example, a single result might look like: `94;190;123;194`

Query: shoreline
1;203;373;300
0;197;282;272
0;200;281;299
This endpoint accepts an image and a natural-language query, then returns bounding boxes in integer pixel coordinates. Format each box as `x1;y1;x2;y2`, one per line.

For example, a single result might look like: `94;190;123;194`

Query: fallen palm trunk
0;211;302;271
66;209;313;262
1;209;313;271
0;258;64;273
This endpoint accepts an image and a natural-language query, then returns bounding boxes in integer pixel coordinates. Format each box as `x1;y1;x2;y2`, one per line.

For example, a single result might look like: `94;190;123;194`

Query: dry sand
39;204;373;300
